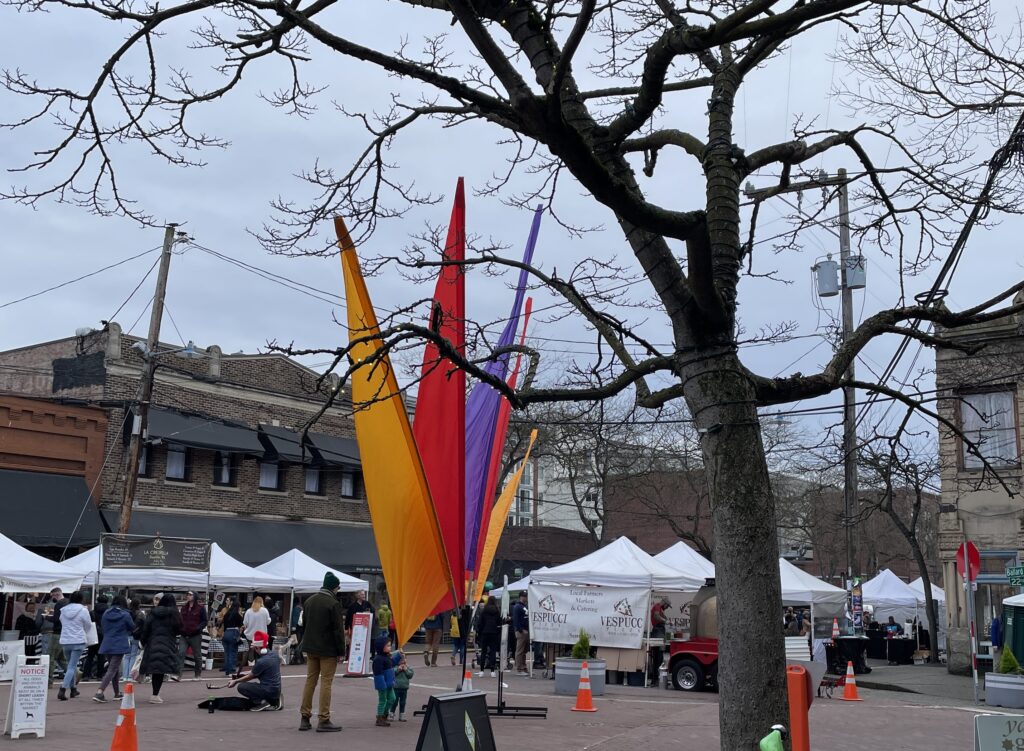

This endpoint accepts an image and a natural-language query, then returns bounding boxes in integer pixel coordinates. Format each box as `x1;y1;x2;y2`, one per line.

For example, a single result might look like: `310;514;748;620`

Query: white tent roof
1004;593;1024;607
256;549;367;593
0;532;85;593
65;544;291;590
778;558;848;610
528;537;705;590
909;577;946;604
489;575;531;597
655;542;716;581
862;569;920;609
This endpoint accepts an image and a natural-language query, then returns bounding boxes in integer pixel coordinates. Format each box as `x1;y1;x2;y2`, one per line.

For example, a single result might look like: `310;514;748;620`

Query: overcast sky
1;1;1020;440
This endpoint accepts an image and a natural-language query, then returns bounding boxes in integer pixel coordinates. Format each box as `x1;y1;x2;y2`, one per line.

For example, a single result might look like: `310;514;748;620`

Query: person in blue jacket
94;595;136;702
371;636;396;727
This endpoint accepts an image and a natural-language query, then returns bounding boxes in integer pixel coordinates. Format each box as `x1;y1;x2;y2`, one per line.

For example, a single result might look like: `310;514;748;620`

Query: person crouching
228;631;281;711
371;636;396;726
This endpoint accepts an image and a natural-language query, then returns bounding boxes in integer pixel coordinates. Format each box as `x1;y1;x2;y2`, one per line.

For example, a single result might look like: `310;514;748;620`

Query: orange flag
473;429;538;603
336;217;455;644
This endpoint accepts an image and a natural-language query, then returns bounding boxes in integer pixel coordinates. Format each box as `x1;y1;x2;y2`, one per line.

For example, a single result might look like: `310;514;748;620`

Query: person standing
83;595;108;680
298;572;345;733
47;587;68;682
94;595;134;702
56;591;92;701
228;631;281;710
177;591;207;678
650;596;670;638
475;597;501;678
266;597;281;648
140;594;183;704
345;590;373;659
512;591;530;675
291;598;305;665
422;613;443;667
376;600;393;648
34;602;55;667
371;637;396;727
122;599;144;683
243;596;271;663
389;651;413;722
449;610;463;666
221;598;244;676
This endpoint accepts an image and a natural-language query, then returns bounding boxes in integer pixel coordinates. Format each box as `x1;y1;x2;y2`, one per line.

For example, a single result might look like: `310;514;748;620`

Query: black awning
0;468;107;547
127;510;379;573
258;425;310;464
307;432;360;467
145;408;264;454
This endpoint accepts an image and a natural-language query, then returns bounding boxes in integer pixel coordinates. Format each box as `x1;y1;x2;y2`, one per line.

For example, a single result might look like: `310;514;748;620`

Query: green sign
1007;566;1024;585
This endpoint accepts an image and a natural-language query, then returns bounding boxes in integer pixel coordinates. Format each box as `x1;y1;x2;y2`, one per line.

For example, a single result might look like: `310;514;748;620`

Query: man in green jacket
298;572;345;733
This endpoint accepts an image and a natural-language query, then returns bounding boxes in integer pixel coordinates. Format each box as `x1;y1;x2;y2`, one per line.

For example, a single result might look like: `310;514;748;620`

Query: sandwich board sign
4;655;48;739
415;691;495;751
345;611;374;676
975;714;1024;750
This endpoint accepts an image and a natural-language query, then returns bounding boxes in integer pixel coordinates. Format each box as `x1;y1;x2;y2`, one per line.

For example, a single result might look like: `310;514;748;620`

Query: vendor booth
861;569;922;664
654;542;716;581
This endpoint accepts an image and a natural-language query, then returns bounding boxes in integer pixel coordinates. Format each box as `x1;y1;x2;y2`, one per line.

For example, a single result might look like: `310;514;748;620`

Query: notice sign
4;655;48;739
346;612;373;676
975;714;1024;750
529;583;651;649
101;534;211;571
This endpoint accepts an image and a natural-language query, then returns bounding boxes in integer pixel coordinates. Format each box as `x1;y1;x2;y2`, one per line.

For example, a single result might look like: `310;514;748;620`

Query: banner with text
528;583;651;649
652;591;698;638
101;534;211;571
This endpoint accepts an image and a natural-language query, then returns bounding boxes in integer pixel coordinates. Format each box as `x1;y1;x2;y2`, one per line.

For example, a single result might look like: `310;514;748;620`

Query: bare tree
5;0;1024;744
858;431;942;663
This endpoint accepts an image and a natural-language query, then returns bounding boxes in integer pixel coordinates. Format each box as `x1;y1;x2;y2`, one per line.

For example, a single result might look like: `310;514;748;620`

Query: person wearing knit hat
228;631;281;711
297;572;345;732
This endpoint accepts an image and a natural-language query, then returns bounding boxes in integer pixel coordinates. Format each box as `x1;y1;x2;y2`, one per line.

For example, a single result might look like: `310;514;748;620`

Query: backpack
197;697;254;711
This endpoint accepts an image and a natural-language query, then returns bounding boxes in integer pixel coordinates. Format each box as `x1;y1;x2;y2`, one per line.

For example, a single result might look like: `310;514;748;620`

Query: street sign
957;541;981;582
1007;566;1024;586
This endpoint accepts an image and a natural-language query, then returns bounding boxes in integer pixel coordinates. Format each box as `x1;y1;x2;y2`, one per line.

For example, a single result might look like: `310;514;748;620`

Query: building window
960;391;1019;468
341;470;356;498
213;452;237;487
522;461;532;485
165;444;189;481
259;461;283;490
305;467;322;495
137;445;150;477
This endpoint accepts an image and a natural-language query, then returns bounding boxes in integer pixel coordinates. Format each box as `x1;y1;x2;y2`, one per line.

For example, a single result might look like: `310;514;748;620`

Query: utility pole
836;168;858;600
745;169;860;603
118;224;177;534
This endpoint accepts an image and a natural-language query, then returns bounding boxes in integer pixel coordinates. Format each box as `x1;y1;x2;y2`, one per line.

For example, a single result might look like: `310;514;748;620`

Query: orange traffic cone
831;618;840;640
570;660;597;712
461;669;474;692
110;682;138;751
839;661;863;702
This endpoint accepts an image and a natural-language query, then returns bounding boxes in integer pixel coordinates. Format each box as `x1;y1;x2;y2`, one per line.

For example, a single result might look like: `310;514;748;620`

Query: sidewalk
857;659;981;703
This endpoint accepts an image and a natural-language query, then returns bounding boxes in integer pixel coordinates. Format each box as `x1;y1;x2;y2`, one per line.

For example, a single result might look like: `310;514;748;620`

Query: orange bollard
786;665;810;751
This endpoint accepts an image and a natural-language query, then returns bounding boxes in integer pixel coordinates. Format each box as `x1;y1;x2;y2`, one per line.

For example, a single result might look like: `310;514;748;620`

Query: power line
0;246;160;310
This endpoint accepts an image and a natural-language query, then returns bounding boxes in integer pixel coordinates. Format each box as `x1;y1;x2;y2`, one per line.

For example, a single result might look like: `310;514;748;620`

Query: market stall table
826;636;870;674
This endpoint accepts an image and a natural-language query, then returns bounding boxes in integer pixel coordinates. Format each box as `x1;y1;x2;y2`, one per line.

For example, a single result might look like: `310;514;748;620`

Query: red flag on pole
413;178;467;613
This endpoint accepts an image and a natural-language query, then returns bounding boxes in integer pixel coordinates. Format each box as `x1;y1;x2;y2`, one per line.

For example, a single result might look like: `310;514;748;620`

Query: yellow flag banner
473;429;538;603
336;217;455;645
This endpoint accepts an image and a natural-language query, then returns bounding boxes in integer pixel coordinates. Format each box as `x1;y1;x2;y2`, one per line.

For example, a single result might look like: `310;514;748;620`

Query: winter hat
323;571;341;590
252;631;269;650
374;635;389;652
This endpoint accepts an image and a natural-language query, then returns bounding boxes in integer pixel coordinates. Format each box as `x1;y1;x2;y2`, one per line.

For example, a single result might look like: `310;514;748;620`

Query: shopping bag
85;621;99;646
130;649;144;680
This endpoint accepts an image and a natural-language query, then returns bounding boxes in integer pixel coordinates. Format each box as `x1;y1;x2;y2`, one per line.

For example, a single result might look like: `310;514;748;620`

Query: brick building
0;322;379;576
936;294;1024;673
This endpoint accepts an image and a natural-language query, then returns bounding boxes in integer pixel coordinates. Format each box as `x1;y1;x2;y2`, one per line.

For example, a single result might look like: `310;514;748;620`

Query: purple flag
464;207;543;572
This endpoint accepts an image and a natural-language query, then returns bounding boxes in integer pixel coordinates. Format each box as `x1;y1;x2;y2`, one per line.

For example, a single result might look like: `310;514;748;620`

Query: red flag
413;178;467;613
473;298;532;575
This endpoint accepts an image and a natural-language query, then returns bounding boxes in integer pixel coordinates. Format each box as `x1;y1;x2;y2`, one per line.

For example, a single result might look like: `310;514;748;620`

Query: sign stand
345;612;373;677
958;540;982;704
4;655;49;739
487;576;546;719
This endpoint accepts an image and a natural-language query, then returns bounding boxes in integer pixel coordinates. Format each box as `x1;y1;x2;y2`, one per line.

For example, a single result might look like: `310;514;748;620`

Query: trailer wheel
671;659;705;692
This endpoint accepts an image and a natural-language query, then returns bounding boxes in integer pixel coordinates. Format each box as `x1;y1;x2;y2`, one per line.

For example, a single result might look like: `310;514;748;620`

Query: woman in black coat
475;596;502;676
140;594;182;704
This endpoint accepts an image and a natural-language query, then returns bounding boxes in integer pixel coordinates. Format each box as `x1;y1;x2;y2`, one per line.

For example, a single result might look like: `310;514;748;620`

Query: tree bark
684;351;788;749
908;537;941;664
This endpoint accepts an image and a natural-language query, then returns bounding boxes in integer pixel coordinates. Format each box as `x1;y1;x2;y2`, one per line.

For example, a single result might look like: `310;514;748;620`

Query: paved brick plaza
1;664;982;750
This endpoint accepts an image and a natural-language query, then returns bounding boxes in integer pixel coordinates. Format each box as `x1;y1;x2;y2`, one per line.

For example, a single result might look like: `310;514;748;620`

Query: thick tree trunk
911;544;941;664
684;353;789;750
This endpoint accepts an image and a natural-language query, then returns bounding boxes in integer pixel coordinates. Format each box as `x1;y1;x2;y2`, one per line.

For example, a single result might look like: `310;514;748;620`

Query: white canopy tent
0;532;85;593
530;536;706;590
256;549;367;593
654;542;716;581
909;576;947;649
909;577;945;604
65;543;290;590
861;569;920;624
778;558;848;616
489;575;531;597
